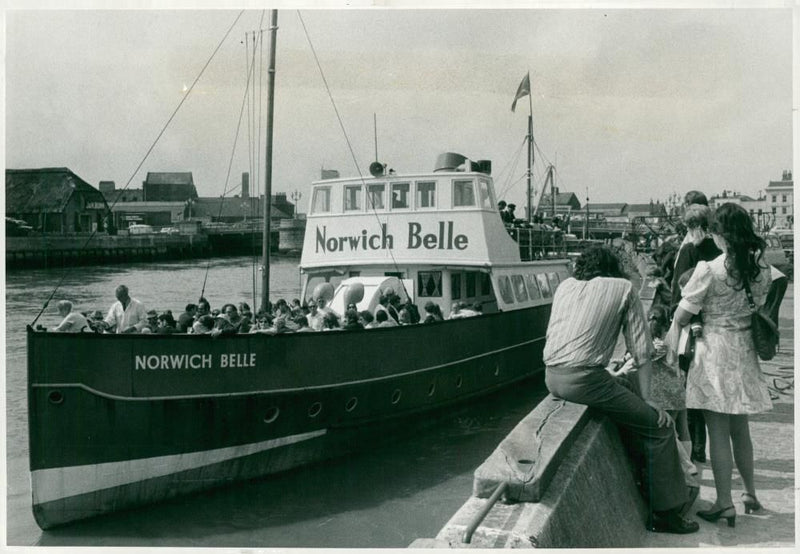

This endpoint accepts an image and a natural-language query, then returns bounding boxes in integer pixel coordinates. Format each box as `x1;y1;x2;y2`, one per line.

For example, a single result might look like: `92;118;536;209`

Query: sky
3;3;795;214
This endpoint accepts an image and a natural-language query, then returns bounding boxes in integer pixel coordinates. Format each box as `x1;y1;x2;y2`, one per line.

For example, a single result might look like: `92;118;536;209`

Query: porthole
345;397;358;412
391;389;402;404
456;376;463;388
428;382;436;396
308;402;322;418
48;390;64;405
263;406;280;423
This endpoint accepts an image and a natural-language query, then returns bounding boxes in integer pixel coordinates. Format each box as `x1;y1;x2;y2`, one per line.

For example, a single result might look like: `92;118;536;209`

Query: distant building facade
765;170;793;229
6;168;108;233
536;190;582;220
143;172;199;202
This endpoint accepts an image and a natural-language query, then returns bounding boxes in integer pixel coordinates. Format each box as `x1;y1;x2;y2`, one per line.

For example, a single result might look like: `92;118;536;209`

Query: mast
526;93;534;222
261;9;278;313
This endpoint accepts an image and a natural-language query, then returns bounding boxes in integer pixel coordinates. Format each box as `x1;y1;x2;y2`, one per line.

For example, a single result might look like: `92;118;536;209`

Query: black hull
27;306;549;528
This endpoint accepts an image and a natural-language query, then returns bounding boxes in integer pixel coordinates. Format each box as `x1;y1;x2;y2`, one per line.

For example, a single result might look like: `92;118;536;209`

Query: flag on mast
511;72;531;112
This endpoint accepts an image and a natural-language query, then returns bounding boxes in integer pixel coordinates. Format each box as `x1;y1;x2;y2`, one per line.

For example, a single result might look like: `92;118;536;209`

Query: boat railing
504;224;567;261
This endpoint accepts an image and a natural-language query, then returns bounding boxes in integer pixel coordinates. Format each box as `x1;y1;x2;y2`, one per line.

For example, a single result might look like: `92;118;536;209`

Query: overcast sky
4;3;794;212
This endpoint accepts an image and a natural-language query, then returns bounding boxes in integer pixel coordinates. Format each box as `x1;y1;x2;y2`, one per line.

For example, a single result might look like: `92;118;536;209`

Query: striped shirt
543;276;653;368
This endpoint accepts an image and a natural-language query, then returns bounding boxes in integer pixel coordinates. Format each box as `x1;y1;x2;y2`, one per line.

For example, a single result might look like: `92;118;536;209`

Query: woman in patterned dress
674;203;772;527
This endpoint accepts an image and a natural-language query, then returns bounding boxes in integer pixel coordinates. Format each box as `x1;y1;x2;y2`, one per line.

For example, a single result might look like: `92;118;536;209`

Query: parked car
6;217;34;236
128;224;154;235
159;227;180;235
763;232;793;281
771;228;794;263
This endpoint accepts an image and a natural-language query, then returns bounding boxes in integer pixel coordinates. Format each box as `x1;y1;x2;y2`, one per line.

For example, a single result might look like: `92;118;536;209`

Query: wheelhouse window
453;180;475;207
416;181;436;209
481;273;491;295
478;179;493;209
525;274;542;300
465;272;476;298
451;273;462;300
311;187;331;214
418;271;442;297
344;185;362;211
547;272;560;293
367;184;385;210
536;273;551;298
497;275;514;304
511;275;528;302
391;182;410;209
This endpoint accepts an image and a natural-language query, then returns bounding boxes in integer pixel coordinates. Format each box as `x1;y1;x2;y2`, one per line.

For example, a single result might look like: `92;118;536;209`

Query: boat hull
27;305;549;528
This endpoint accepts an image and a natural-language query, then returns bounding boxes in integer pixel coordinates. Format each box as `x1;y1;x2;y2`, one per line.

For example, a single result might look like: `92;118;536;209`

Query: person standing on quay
101;284;148;334
543;245;699;534
671;192;722;464
673;203;773;526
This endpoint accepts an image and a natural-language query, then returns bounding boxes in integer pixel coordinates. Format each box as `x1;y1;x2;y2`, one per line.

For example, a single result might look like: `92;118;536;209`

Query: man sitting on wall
543;245;699;535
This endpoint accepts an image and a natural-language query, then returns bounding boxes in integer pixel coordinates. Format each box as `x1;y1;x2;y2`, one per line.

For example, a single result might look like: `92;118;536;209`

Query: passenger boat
26;12;569;530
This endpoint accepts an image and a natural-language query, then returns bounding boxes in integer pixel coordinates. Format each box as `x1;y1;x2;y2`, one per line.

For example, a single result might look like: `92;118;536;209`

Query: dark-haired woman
544;245;698;534
673;203;772;527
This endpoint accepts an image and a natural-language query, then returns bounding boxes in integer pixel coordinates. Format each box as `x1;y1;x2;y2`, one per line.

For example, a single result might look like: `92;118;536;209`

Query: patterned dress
679;255;772;414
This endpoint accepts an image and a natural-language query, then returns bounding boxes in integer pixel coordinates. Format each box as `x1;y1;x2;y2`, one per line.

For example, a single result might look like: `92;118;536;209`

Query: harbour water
6;256;548;547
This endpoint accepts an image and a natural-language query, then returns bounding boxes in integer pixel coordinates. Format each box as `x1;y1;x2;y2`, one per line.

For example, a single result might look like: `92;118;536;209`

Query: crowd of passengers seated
46;287;482;335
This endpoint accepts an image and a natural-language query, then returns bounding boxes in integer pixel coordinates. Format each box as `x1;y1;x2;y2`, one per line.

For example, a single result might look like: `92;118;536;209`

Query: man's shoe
647;509;700;534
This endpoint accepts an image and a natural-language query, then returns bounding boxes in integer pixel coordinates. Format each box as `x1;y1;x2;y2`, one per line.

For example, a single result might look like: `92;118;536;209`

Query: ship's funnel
434;152;467;172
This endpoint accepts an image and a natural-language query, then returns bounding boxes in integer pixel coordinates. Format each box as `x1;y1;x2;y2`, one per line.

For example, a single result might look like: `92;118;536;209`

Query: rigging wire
30;10;245;327
199;15;266;303
297;10;411;299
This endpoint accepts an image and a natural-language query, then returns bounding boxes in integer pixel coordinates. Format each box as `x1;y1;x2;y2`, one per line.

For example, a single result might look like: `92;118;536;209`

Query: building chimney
242;172;249;199
783;170;792;181
99;181;116;194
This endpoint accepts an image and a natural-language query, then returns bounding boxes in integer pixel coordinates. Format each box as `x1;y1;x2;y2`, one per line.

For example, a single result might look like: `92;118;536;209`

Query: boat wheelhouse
300;153;570;318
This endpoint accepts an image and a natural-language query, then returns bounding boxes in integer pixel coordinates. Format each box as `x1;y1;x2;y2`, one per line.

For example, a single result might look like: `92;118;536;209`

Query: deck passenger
177;303;197;333
343;308;364;330
321;311;342;331
359;310;377;328
101;285;148;334
294;315;314;333
423;301;444;323
157;312;179;334
375;310;398;328
307;300;324;331
191;314;215;334
141;310;160;333
197;297;211;318
543;245;699;535
51;300;89;333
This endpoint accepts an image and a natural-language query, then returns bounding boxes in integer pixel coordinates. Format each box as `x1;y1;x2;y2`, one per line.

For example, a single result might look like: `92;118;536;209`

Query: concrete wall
411;396;649;548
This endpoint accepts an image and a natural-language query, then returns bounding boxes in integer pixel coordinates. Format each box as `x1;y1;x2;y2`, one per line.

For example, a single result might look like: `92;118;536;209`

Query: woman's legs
703;410;734;509
729;414;757;498
675;409;690;442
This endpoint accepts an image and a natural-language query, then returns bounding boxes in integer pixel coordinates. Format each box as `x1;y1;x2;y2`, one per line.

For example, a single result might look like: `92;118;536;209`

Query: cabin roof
6;167;107;214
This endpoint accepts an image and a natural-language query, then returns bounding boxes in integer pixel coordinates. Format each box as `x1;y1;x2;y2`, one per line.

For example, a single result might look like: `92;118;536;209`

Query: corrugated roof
6;168;107;214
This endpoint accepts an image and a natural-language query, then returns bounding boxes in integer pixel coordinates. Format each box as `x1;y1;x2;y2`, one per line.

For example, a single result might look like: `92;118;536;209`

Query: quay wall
410;248;655;549
6;234;210;269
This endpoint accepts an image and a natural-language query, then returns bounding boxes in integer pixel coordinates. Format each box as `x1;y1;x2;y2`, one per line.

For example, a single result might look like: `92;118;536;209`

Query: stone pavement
641;270;795;548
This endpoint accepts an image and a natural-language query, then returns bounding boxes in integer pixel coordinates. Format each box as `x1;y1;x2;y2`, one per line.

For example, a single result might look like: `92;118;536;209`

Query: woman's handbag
743;279;779;361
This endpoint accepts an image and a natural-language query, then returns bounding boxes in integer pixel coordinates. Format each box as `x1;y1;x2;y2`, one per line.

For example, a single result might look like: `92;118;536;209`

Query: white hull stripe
31;429;327;505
